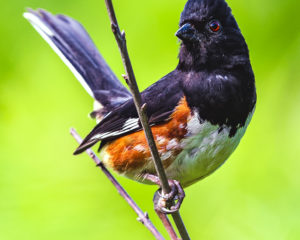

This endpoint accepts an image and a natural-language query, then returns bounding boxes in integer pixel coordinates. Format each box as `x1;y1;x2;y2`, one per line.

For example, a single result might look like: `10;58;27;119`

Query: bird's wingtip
73;139;99;155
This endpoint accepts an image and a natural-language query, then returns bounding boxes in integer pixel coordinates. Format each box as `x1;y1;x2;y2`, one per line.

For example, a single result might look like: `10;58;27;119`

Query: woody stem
103;1;190;240
70;128;164;240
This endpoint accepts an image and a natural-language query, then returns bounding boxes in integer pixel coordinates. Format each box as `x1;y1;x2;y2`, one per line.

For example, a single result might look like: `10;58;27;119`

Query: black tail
24;9;131;117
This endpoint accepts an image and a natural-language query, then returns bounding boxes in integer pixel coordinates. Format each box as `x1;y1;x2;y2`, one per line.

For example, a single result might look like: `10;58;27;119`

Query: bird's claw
153;179;185;214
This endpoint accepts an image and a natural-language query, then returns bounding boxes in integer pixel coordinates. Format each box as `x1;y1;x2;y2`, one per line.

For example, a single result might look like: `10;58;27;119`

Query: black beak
175;23;197;42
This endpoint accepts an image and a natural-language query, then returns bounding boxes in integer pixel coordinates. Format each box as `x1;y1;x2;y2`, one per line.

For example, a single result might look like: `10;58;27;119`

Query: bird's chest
165;111;253;187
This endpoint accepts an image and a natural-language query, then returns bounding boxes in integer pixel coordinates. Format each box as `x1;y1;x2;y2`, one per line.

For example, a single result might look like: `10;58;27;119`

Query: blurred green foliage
1;0;300;239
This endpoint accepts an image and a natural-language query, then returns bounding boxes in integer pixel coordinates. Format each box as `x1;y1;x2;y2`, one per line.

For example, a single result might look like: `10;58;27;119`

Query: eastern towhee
24;0;256;190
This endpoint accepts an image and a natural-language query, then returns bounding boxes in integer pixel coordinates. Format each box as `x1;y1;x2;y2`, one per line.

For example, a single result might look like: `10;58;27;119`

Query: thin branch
104;0;170;194
155;210;179;240
103;1;190;240
70;128;164;240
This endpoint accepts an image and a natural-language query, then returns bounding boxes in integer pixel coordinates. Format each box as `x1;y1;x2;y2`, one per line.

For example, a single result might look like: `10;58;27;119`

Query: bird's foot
143;174;185;214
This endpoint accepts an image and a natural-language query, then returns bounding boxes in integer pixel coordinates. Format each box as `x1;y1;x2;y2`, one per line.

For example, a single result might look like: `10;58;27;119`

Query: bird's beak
175;23;197;42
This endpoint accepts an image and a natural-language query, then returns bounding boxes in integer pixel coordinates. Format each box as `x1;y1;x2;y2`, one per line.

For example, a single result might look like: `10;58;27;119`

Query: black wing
74;71;184;154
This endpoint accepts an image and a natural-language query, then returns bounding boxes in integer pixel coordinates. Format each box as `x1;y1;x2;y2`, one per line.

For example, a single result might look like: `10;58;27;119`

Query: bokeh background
1;0;300;239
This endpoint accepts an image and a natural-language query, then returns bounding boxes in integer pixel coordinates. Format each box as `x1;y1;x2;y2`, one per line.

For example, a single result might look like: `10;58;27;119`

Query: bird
24;0;256;194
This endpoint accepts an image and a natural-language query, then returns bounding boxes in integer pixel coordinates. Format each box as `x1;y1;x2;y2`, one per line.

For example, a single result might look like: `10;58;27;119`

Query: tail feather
24;9;131;114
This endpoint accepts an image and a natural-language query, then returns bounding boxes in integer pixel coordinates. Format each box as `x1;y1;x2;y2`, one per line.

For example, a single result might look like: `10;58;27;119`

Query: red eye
209;20;221;32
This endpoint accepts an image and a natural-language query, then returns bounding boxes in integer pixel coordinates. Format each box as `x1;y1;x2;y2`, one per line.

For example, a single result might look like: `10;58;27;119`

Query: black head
176;0;250;71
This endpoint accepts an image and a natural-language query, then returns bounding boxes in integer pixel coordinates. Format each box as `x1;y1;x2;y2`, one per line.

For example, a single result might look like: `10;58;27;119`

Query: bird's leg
143;173;185;214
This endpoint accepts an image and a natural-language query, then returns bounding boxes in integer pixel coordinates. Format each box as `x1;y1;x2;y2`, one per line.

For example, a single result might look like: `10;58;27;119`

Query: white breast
165;110;254;187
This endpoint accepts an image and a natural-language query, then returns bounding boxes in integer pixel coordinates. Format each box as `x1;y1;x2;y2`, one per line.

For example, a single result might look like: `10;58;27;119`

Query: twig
155;210;179;240
104;0;170;194
103;1;190;240
70;128;164;240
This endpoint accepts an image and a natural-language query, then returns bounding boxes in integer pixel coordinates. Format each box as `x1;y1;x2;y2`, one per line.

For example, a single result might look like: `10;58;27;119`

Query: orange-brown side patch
104;97;191;174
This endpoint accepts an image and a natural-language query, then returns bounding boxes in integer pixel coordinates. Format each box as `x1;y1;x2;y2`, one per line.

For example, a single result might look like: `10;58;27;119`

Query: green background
1;0;300;239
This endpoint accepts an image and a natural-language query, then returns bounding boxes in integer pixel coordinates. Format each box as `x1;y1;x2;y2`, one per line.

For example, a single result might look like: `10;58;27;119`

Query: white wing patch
91;118;139;140
23;12;94;98
216;74;229;81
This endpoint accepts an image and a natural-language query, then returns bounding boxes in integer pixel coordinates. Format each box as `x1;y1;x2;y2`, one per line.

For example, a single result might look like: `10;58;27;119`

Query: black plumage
25;9;131;116
24;0;256;156
74;0;256;153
